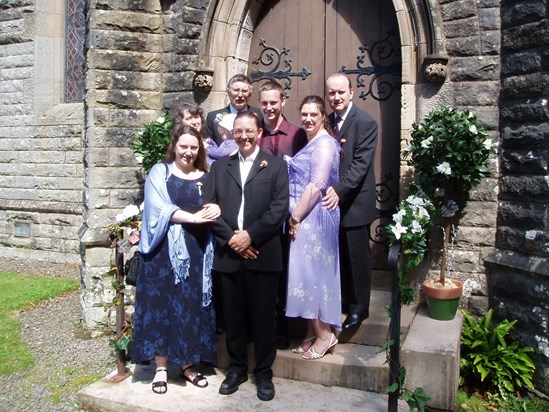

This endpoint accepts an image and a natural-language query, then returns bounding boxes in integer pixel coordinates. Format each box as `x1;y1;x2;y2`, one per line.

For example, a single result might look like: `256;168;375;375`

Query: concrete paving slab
78;364;409;412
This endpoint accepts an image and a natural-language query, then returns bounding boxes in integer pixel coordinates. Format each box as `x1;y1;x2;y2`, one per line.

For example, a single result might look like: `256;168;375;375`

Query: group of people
130;72;378;401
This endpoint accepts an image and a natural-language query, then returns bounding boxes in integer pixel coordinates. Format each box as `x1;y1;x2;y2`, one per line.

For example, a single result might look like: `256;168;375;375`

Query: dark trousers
275;232;290;336
340;225;372;315
221;266;279;380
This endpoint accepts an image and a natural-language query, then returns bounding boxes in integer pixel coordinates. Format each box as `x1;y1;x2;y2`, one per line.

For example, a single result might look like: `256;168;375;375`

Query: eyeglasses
229;88;251;95
232;129;257;138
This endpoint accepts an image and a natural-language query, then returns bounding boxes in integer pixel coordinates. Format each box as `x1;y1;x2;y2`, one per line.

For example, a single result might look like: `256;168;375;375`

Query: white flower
469;125;478;135
393;209;406;223
417;206;430;219
135;155;143;164
404;143;413;153
406;195;425;207
411;220;422;233
390;222;408;240
156;116;165;124
483;138;492;150
421;136;433;148
116;204;140;222
436;162;452;175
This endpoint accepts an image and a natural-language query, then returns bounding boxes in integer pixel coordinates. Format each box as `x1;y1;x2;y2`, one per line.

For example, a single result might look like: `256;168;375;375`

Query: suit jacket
205;105;264;145
329;104;378;228
204;149;289;273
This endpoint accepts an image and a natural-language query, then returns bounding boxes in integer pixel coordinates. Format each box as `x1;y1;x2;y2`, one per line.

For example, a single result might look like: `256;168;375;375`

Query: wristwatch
290;214;300;225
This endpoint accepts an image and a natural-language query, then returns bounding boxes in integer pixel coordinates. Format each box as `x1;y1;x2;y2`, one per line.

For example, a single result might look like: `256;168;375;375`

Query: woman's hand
200;203;221;220
193;203;220;223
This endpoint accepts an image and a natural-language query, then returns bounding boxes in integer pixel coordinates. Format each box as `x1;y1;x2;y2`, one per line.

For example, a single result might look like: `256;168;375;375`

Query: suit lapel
226;153;242;188
244;151;266;186
338;105;356;138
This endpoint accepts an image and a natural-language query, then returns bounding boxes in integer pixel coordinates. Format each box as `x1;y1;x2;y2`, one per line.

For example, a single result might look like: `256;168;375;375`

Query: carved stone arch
199;0;261;112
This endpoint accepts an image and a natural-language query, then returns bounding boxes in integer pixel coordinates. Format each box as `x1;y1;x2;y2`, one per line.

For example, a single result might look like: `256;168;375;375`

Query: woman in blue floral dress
132;126;220;394
286;96;341;360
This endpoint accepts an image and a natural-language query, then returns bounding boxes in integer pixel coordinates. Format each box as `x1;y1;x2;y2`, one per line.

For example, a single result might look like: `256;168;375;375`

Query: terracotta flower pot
422;279;463;321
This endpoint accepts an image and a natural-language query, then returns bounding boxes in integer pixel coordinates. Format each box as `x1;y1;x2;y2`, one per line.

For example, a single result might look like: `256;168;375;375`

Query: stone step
217;290;420;394
286;290;419;346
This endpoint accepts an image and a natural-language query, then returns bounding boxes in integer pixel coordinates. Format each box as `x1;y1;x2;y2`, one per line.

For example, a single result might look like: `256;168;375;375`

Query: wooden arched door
248;0;401;271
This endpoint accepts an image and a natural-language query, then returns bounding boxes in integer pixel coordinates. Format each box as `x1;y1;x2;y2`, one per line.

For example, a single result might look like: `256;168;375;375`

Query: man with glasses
205;74;263;145
205;111;289;401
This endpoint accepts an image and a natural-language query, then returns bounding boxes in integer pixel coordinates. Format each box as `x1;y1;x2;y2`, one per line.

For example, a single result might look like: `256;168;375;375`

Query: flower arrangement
132;113;173;174
402;106;494;287
107;204;142;252
386;191;435;304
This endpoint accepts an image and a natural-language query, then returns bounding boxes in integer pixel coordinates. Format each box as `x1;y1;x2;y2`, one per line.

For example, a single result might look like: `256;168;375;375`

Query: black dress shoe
342;312;369;330
276;334;290;350
219;371;248;395
256;378;275;401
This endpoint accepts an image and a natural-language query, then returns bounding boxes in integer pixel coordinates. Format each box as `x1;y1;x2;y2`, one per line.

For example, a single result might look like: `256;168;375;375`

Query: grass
0;271;79;375
456;390;549;412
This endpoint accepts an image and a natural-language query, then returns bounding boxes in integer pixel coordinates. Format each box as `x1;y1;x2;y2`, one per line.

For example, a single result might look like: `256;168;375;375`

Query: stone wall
485;0;549;395
0;0;83;264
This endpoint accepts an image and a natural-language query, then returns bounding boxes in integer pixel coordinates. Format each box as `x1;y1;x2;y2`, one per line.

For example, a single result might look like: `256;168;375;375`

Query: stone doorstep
77;290;460;411
286;290;420;346
77;364;410;412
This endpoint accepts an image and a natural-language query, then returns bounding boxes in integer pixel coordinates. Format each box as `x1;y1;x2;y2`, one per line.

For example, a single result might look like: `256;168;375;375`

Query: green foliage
459;309;535;400
404;106;493;204
131;113;173;173
0;272;79;375
456;390;549;412
386;190;434;305
385;366;431;412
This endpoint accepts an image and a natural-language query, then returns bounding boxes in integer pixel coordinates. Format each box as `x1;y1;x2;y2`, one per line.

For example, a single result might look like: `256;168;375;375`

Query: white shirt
237;146;260;229
336;101;353;129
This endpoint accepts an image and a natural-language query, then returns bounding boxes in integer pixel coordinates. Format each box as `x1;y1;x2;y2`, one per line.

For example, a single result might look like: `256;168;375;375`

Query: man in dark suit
204;111;289;401
323;72;378;330
205;74;263;145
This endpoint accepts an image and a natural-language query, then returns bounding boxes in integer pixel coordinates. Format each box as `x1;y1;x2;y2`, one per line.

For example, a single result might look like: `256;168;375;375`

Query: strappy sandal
152;367;168;394
180;364;208;388
302;333;338;360
291;336;316;354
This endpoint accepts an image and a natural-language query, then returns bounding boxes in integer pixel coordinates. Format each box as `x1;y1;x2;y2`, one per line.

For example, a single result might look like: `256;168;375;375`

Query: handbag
124;251;142;286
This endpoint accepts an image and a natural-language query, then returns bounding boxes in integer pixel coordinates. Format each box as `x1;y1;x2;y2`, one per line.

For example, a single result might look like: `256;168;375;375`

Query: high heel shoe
291;336;316;354
302;334;338;360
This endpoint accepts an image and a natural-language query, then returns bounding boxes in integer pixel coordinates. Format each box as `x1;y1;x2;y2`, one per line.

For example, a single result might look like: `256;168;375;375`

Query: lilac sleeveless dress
285;132;342;327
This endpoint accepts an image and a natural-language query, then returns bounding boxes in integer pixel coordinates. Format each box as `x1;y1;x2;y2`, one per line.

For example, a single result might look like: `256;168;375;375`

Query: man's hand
228;230;252;253
322;186;339;211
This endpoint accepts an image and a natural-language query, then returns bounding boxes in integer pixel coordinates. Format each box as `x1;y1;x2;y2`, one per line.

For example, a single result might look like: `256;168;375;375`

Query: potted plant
403;106;494;320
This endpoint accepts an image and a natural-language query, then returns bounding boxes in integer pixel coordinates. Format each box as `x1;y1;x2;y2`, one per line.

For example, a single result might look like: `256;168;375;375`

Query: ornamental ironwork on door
248;0;401;270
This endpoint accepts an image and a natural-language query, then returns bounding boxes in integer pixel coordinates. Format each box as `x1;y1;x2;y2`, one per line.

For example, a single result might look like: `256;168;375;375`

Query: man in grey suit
204;111;289;401
205;74;263;145
323;73;378;330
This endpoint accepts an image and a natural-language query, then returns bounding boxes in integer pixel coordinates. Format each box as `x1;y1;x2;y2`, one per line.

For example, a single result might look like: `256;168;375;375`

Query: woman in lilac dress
286;96;341;360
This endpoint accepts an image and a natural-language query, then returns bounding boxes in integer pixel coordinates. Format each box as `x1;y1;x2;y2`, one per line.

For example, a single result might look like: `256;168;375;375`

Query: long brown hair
299;95;334;136
164;126;208;172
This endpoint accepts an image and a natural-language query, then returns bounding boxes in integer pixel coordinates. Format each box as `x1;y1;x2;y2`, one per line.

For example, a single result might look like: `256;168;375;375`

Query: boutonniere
196;182;203;196
260;160;268;168
215;113;224;123
340;137;347;144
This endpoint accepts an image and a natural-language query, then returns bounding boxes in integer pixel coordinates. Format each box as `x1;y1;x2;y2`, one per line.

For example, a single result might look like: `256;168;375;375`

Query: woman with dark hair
132;126;220;394
285;96;342;360
171;103;205;136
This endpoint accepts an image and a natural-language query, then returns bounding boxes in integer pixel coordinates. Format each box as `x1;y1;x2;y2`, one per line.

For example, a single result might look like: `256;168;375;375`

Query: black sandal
180;364;208;388
152;367;168;394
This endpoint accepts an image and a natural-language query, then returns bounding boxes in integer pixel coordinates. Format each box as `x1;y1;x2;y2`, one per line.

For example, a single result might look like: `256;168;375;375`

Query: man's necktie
334;115;342;137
